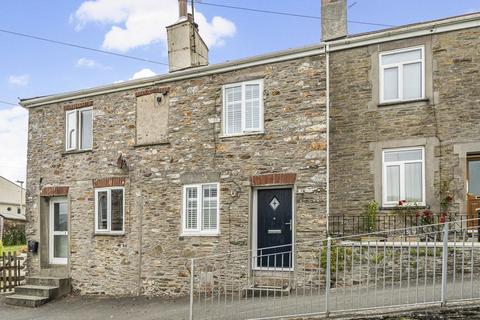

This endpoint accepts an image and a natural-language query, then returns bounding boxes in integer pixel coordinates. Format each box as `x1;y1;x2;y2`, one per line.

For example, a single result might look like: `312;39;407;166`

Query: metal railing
188;218;480;319
328;213;466;236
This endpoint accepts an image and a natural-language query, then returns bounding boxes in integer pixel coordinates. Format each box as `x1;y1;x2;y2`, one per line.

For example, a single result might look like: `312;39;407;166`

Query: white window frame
65;107;93;152
382;146;426;207
181;183;220;236
222;79;264;136
94;187;125;235
379;46;425;104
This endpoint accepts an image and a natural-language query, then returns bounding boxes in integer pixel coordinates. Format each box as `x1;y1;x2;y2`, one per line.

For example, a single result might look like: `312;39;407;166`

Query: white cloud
76;57;98;68
75;57;111;70
8;74;30;87
130;68;156;80
72;0;236;52
0;106;28;183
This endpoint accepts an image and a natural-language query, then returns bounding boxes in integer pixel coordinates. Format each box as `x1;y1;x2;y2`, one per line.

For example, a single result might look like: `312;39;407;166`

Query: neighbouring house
329;11;480;234
0;176;26;240
0;176;25;216
0;211;26;243
16;0;480;300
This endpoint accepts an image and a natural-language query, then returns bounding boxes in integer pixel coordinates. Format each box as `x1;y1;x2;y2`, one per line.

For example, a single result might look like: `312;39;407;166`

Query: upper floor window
382;147;425;206
222;79;264;136
182;183;219;236
65;107;92;151
95;187;124;234
380;47;424;103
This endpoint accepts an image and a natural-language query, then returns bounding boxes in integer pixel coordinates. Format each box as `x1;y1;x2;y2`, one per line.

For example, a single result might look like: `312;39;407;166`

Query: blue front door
257;188;292;268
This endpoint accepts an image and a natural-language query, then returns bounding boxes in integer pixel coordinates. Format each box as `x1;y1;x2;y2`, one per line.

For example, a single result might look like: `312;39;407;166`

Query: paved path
0;295;190;320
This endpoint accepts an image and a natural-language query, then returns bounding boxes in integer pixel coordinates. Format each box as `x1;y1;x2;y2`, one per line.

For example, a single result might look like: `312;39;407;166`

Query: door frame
252;185;295;271
466;155;480;230
49;197;68;265
467;155;480;195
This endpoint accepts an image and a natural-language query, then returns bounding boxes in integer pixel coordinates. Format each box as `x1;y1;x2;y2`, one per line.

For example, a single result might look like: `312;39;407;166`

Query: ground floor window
182;183;219;236
382;147;425;206
94;187;124;234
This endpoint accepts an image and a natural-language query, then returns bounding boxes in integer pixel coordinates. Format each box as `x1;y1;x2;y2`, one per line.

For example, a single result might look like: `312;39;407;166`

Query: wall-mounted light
156;93;165;104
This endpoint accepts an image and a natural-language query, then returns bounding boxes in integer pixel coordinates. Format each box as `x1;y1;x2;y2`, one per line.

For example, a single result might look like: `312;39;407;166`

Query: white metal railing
188;218;480;319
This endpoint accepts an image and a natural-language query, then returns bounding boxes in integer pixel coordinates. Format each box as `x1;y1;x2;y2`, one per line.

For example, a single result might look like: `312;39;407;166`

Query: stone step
5;294;50;308
26;276;71;300
26;276;69;288
15;284;59;298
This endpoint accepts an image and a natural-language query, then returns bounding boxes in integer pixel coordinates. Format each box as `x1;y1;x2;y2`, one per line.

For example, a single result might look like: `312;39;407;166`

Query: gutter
327;12;480;52
19;12;480;109
20;44;324;108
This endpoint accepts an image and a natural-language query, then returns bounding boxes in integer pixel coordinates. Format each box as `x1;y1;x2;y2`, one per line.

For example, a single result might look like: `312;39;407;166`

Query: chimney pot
179;0;187;18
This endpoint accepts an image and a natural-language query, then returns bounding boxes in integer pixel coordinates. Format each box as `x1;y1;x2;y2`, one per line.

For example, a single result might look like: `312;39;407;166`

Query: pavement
0;294;190;320
0;278;479;320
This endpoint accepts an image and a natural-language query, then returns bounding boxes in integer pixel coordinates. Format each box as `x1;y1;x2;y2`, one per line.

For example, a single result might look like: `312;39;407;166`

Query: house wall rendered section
329;27;480;224
25;54;327;297
0;177;24;214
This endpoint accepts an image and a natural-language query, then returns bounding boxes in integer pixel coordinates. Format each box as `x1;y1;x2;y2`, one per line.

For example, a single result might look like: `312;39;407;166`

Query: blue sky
0;0;479;184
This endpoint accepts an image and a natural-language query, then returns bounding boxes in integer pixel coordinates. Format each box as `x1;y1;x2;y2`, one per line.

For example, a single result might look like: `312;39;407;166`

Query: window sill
94;231;125;237
62;149;92;156
378;98;430;108
134;141;170;148
180;232;220;238
219;132;265;139
380;205;428;211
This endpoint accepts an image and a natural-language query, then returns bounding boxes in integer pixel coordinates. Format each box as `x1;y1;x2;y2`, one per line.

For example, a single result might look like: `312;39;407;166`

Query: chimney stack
321;0;347;41
166;0;209;72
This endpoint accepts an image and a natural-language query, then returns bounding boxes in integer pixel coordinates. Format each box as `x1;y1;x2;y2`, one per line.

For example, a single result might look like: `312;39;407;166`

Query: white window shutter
245;84;261;131
224;86;242;135
185;187;198;230
65;110;77;151
202;184;218;230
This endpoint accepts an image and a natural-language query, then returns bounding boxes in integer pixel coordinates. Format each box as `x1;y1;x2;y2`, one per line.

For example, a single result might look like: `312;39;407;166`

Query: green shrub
2;225;26;246
320;241;353;274
0;240;3;255
372;253;384;264
364;201;379;232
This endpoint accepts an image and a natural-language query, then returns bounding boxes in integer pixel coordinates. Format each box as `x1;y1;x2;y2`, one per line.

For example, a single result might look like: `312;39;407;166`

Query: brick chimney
321;0;347;41
166;0;209;72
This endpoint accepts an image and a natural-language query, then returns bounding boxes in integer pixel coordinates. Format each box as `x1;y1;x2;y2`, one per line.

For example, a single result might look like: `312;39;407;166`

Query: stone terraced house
329;12;480;234
14;0;480;302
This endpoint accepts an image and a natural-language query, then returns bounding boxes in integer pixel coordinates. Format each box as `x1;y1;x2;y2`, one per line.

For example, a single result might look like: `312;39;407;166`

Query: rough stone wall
432;28;480;217
330;28;480;223
25;55;327;296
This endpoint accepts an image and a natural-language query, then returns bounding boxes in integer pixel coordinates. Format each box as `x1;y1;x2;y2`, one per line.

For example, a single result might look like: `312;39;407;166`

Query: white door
49;198;68;265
